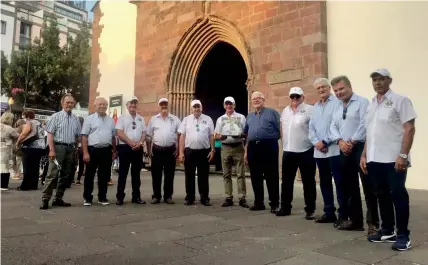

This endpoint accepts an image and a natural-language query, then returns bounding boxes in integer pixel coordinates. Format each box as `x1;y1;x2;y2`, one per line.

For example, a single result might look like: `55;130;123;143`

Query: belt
221;142;242;147
54;142;75;148
89;145;111;149
153;144;175;151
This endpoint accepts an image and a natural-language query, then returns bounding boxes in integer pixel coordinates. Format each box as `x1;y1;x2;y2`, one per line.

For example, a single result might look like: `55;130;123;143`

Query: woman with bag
1;112;19;191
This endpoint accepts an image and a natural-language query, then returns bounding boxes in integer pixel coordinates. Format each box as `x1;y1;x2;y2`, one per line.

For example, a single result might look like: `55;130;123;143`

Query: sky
86;0;95;22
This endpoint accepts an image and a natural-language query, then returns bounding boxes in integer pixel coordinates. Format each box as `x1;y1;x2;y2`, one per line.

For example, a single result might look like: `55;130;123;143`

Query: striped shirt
46;110;81;144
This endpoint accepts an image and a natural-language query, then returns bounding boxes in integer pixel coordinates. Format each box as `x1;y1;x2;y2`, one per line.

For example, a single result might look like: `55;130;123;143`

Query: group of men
38;68;416;252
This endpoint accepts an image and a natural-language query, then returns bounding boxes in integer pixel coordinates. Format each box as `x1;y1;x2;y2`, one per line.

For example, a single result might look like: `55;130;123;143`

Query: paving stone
376;258;425;265
1;221;74;238
168;221;241;237
268;252;365;265
65;211;165;227
1;217;39;227
390;243;428;265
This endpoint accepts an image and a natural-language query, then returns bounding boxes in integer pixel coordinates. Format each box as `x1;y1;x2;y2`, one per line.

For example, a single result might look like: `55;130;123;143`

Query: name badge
384;99;393;108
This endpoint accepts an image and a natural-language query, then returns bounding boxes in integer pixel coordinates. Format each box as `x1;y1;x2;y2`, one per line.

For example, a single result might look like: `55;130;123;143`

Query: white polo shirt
146;113;181;147
214;111;246;144
366;89;417;163
281;103;314;153
116;113;146;145
178;114;214;150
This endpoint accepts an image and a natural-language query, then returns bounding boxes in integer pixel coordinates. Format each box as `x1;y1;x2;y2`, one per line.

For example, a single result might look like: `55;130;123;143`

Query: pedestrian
178;99;215;206
81;97;116;206
40;94;81;210
330;75;379;233
115;96;146;205
214;96;248;208
1;112;19;191
276;87;316;219
146;98;181;204
361;69;417;251
309;78;342;224
244;91;280;213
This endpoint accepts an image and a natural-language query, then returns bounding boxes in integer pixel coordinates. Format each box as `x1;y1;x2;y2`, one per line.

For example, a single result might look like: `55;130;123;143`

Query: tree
1;51;9;92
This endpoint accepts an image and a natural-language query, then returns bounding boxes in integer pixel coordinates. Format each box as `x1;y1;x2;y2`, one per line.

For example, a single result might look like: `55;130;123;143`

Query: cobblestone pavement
2;171;428;265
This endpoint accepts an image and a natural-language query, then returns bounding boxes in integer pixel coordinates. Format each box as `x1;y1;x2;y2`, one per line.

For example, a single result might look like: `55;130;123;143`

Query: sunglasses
132;121;136;130
290;94;302;100
342;107;348;120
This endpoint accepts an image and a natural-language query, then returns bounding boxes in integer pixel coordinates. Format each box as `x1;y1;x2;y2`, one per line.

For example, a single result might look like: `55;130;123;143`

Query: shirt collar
255;107;265;115
349;93;358;102
372;89;394;103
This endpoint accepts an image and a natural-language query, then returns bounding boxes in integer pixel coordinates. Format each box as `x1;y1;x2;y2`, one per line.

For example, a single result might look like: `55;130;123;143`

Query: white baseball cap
127;96;139;103
289;87;304;96
158;98;168;105
370;68;391;78
224;96;235;104
191;99;202;107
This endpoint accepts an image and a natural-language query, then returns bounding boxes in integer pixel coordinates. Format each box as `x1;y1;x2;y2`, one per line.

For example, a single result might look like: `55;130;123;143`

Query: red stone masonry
88;2;103;113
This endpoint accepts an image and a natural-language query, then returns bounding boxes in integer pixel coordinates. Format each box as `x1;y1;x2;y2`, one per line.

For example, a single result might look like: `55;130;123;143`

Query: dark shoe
165;198;175;204
132;198;146;204
222;198;234;207
270;206;279;214
367;224;379;237
52;200;71;207
392;235;412;251
275;208;291;216
315;214;337;223
239;198;249;208
249;205;266;211
184;200;195;206
39;201;49;210
75;180;81;185
368;229;396;243
305;212;316;220
151;198;161;204
201;200;213;206
98;199;110;206
337;220;364;231
116;200;124;206
334;217;346;228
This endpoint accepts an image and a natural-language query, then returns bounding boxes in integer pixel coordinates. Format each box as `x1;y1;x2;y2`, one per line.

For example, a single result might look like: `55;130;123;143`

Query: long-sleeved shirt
244;107;280;142
330;93;369;143
309;95;340;158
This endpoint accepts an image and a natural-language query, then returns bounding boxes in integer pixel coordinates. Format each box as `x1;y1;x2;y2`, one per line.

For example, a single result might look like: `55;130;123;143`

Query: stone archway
167;15;254;118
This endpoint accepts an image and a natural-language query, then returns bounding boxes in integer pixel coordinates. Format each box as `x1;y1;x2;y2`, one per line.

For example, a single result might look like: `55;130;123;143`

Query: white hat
289;87;304;96
127;96;139;103
191;99;202;107
370;68;391;78
158;98;168;105
224;96;235;104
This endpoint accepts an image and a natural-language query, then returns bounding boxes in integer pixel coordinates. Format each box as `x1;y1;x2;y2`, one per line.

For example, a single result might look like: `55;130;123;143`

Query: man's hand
339;140;353;155
179;153;185;163
131;142;142;151
83;152;90;164
360;155;368;175
112;151;117;160
395;156;408;172
207;150;215;162
48;150;56;160
321;147;328;153
314;141;325;151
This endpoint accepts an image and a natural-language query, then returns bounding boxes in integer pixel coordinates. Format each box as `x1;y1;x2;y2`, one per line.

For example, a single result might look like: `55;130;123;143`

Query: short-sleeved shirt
81;113;116;147
146;113;181;147
115;113;146;145
214;111;246;144
281;103;314;153
46;110;81;144
365;89;417;163
244;107;280;142
178;114;214;149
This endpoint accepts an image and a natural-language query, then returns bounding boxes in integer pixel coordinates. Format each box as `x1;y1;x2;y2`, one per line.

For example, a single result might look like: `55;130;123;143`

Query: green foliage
1;51;10;92
3;17;91;111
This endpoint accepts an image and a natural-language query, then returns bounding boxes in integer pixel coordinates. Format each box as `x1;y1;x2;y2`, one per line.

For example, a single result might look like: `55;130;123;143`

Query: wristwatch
399;153;408;159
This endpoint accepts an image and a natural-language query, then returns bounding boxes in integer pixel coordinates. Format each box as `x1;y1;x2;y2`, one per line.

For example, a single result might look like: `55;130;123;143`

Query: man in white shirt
178;99;215;206
276;87;316;220
214;96;248;208
115;96;147;205
146;98;181;204
361;69;417;251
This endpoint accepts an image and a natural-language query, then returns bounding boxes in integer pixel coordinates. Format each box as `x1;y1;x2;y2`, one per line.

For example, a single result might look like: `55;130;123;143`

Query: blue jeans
367;162;409;236
316;157;337;216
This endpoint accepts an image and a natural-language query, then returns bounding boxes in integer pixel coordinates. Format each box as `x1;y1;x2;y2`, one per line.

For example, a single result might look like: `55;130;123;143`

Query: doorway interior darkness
194;41;248;124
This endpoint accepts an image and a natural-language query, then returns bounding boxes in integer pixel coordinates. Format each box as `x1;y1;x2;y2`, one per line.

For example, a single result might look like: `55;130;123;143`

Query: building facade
90;1;428;190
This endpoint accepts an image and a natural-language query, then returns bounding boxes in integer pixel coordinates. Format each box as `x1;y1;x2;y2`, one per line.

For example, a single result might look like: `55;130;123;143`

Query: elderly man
309;78;342;224
40;94;81;210
81;97;116;206
178;99;215;206
277;87;316;219
215;96;248;208
330;76;379;233
244;91;280;212
361;69;417;251
115;96;146;205
146;98;181;204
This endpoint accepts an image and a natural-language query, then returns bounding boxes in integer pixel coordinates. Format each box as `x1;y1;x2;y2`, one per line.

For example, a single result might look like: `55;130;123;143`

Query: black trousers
21;148;45;190
83;146;112;202
116;145;143;201
184;148;210;202
1;173;10;188
336;143;379;226
247;139;280;208
368;162;409;236
151;144;176;200
281;148;317;213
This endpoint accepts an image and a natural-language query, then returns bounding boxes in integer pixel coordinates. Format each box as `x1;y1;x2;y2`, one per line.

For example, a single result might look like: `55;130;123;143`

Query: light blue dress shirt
81;113;116;147
330;93;369;143
309;95;340;158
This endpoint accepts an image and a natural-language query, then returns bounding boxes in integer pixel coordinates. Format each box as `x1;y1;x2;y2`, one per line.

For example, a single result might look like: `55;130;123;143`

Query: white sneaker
98;200;110;206
1;188;9;191
83;200;92;206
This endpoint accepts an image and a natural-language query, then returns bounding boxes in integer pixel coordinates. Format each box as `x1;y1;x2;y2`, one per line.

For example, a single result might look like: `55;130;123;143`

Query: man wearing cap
214;96;248;208
244;91;280;213
361;69;417;251
276;87;316;219
330;76;379;233
115;96;147;205
146;98;181;204
178;99;215;206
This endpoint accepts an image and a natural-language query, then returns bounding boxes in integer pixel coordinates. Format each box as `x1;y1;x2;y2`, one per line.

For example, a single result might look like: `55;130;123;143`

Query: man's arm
401;120;416;155
82;135;89;162
116;129;135;146
352;98;369;142
47;133;56;159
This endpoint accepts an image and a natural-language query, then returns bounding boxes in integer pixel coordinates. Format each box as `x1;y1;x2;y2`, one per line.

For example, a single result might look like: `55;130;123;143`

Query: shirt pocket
199;124;210;134
378;107;398;123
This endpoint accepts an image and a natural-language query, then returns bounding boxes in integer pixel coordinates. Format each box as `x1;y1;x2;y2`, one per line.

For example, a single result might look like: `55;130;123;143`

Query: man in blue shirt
244;91;280;213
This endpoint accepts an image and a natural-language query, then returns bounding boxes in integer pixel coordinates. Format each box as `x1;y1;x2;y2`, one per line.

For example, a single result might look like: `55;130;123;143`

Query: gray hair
331;75;352;87
1;112;14;126
313;77;330;87
251;91;265;99
94;97;107;105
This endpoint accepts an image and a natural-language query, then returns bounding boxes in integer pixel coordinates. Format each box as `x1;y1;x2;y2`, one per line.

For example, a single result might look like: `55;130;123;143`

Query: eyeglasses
196;124;200;132
290;94;302;100
342;107;348;120
132;121;136;130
